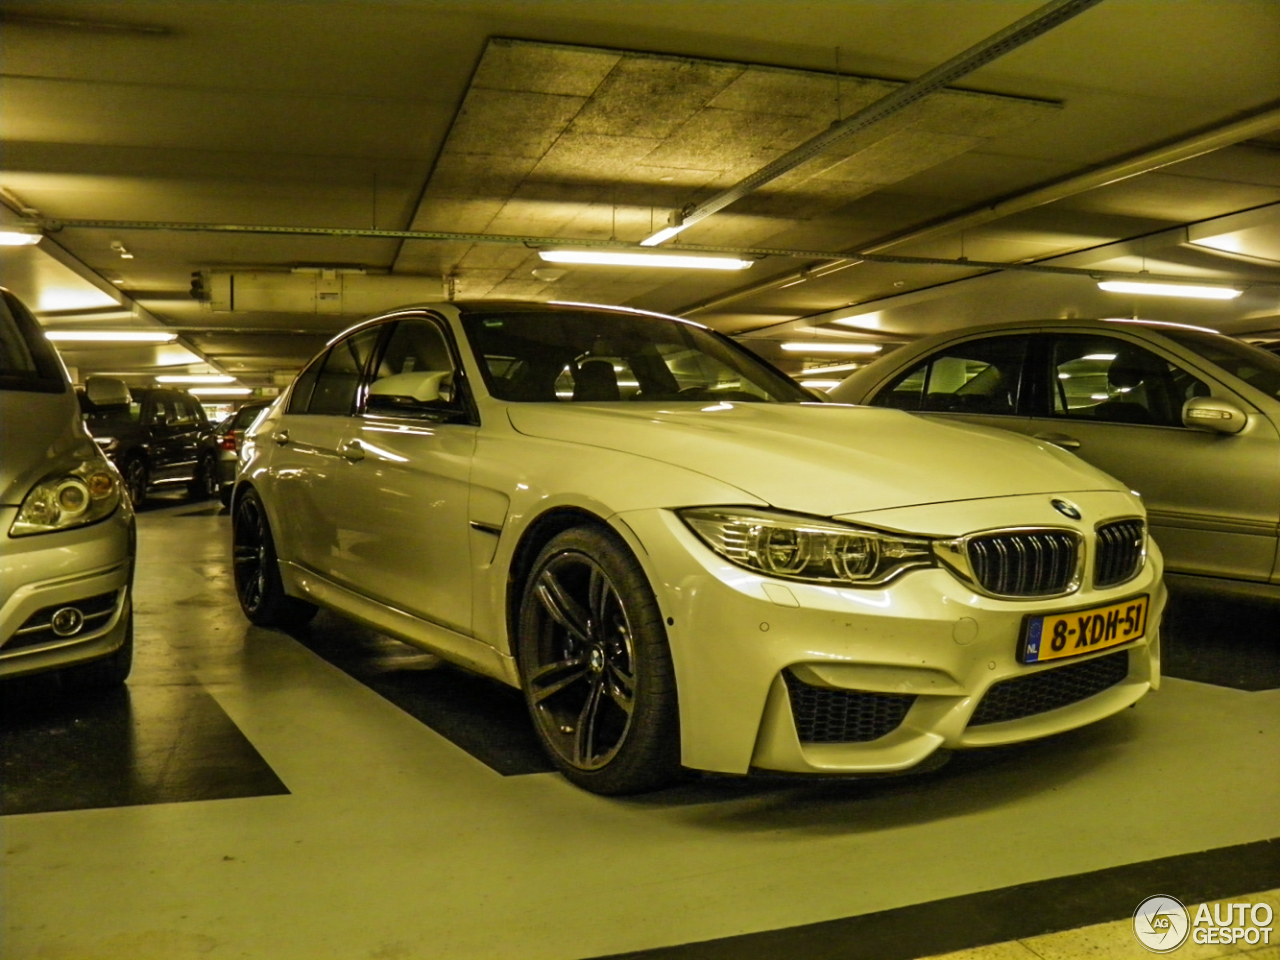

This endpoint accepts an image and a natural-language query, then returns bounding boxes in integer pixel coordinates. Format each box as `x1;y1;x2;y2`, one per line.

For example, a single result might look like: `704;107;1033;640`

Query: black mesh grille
968;530;1078;597
969;650;1129;726
783;670;916;743
1094;519;1145;588
4;591;119;652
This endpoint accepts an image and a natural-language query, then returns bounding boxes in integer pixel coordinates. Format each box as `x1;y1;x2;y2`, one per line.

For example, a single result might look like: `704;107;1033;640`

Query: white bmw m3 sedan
232;301;1163;794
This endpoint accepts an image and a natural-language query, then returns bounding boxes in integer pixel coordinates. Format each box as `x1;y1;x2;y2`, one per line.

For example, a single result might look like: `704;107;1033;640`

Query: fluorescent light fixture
44;330;178;343
539;250;752;271
155;374;235;384
188;386;252;397
831;311;882;329
781;342;882;354
1097;280;1241;300
800;379;842;390
1083;353;1117;361
0;226;42;246
639;224;688;247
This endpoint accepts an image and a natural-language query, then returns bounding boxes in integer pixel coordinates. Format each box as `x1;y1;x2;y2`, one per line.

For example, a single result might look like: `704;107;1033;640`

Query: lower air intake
783;670;916;743
969;650;1130;727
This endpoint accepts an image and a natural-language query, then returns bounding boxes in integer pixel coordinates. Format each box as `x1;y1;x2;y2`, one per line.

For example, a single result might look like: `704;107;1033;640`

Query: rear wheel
232;489;317;628
123;457;148;507
518;525;680;795
188;452;218;500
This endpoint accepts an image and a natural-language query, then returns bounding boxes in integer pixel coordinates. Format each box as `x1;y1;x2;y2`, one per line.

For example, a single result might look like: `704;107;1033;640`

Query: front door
1023;333;1280;581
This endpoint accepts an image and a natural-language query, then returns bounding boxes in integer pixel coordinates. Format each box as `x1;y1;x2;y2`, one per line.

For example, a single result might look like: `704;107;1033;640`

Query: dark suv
79;379;220;507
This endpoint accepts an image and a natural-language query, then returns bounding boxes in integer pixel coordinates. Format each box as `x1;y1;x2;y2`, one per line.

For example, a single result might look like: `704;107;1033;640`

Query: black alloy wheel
189;452;218;500
123;457;148;508
232;489;317;628
518;525;680;795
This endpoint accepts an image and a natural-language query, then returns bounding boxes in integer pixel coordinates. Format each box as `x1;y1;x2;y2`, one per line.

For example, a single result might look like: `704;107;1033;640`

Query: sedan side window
1050;335;1209;427
873;336;1027;415
305;327;382;416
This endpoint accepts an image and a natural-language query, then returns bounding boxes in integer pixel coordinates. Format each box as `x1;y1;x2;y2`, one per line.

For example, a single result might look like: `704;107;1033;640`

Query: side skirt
278;561;520;687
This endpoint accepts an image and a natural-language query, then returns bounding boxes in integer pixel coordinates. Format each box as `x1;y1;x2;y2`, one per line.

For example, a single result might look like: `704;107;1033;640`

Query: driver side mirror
1182;396;1247;435
366;370;461;418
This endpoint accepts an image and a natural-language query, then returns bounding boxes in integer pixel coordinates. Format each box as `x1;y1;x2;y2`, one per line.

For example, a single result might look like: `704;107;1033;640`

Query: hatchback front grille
969;650;1129;726
1094;519;1145;588
783;670;915;743
967;530;1079;597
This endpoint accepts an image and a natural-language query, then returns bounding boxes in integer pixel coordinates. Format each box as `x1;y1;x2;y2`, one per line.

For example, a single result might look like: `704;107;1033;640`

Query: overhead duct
206;271;444;315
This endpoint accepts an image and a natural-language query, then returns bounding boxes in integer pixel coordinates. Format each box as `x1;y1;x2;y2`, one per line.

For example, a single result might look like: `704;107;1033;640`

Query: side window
287;355;324;414
873;336;1027;415
183;397;207;424
368;318;462;409
170;395;198;426
306;326;382;416
148;398;176;426
1049;336;1209;427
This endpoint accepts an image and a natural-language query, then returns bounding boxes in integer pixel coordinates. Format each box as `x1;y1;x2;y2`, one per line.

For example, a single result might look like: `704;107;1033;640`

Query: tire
517;525;680;795
232;488;318;629
60;612;133;693
188;453;218;500
123;456;148;508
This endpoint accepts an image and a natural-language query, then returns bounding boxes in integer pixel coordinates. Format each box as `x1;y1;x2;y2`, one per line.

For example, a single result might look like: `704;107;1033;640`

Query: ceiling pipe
641;0;1106;245
37;218;1279;289
678;99;1280;316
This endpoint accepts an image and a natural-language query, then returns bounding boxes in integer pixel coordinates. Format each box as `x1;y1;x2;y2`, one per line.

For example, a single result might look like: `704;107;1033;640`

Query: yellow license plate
1021;595;1149;664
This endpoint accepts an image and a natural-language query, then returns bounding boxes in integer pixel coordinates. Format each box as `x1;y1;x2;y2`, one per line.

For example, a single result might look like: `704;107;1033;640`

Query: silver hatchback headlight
10;459;123;537
679;507;935;587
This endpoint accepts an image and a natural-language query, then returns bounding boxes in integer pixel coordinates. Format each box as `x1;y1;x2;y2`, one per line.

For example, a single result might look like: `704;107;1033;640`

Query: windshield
0;289;66;394
1155;328;1280;400
460;307;812;404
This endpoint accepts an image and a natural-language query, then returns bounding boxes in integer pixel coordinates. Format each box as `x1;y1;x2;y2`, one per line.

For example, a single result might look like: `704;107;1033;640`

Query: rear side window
0;290;66;393
296;326;382;416
873;336;1028;415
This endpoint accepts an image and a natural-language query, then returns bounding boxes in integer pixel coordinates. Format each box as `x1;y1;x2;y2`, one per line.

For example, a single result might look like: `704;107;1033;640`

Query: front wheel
518;525;680;794
232;489;317;629
123;457;148;508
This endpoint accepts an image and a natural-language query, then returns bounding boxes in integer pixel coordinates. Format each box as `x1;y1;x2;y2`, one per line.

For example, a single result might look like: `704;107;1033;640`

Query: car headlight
679;507;935;587
10;459;123;537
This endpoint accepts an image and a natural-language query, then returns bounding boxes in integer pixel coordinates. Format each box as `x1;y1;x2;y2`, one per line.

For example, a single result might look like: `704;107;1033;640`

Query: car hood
0;389;100;506
506;402;1121;516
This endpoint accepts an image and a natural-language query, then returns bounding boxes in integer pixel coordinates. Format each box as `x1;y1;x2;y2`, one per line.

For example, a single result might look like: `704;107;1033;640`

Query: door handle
272;429;290;445
340;439;365;461
1033;431;1081;451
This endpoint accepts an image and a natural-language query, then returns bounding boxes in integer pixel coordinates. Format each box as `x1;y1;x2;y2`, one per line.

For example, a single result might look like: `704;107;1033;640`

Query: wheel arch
505;505;623;668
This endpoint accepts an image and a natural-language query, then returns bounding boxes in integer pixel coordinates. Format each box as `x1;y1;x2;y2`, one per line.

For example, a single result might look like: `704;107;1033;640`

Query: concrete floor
2;498;1278;960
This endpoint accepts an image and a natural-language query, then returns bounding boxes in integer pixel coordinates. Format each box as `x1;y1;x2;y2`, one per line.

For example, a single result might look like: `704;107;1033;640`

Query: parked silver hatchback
0;287;135;689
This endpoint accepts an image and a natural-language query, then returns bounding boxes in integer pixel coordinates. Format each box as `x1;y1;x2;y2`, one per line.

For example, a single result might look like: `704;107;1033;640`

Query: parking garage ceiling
1;0;1279;391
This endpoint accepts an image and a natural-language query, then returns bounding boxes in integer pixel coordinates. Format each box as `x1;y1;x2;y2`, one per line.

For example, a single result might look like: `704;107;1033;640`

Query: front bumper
618;498;1164;776
0;505;135;681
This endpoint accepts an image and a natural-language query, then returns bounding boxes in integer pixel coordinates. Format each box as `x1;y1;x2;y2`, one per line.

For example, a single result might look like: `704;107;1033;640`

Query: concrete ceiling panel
707;68;886;121
472;39;621;97
406;199;506;234
814;131;988;186
530;133;665;179
422;154;539;201
446;89;587;158
568;56;744;139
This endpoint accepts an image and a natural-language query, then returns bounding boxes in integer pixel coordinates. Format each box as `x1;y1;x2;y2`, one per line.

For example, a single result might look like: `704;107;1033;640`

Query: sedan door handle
272;429;290;445
1033;431;1081;451
340;439;365;461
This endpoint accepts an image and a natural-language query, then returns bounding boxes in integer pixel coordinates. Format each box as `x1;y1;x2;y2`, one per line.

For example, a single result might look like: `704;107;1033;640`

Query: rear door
268;325;384;580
